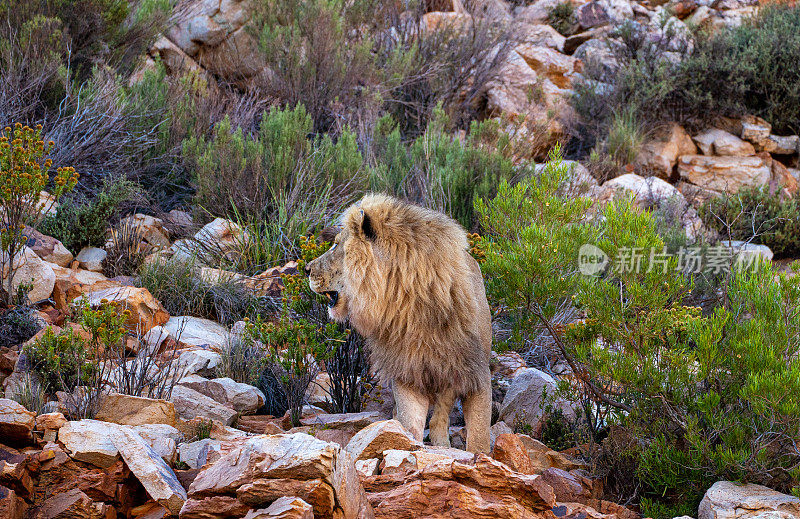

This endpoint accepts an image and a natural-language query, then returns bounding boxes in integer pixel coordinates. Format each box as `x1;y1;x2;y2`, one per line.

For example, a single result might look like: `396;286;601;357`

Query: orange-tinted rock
492;434;536;475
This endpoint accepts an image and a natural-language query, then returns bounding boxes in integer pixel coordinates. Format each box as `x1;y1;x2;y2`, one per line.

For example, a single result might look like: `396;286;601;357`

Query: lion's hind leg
429;388;456;447
392;381;429;443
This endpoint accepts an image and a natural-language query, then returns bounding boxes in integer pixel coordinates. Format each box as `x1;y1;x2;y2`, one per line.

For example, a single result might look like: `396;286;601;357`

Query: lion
306;194;492;453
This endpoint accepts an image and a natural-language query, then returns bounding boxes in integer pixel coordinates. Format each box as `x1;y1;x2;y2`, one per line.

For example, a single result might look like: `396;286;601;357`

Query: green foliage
138;259;274;326
573;5;800;155
372;112;522;230
24;326;96;392
680;5;800;135
0;306;40;348
243;314;339;426
0;123;77;305
38;176;139;254
700;187;800;259
475;146;597;352
183;104;362;228
547;1;575;35
0;0;167;121
566;205;800;503
253;0;378;132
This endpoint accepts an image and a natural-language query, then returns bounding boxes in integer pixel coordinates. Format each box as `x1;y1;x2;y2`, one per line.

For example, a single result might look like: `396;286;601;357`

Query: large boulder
243;496;314;519
740;115;773;151
75;285;169;334
132;423;182;464
58;419;120;468
0;398;35;444
193;217;248;253
170;385;238;425
678;155;771;193
177;348;223;377
94;393;177;427
181;433;374;519
635;123;697;178
75;247;107;272
178;375;265;414
698;481;800;519
116;213;171;248
164;316;229;350
367;454;556;518
163;0;262;87
111;425;187;514
1;247;55;303
693;128;755;157
598;173;681;205
345;420;421;462
499;368;575;434
23;227;73;267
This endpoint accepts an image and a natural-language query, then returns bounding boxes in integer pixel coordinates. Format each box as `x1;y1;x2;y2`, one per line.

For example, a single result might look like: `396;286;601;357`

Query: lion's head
306;224;350;322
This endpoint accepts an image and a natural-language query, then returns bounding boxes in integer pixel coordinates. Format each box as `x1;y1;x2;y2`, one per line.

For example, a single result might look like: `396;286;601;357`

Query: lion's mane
340;194;491;398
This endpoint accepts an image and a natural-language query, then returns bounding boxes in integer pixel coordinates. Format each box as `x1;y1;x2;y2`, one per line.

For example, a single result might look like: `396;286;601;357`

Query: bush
475;146;596;358
0;0;167;122
1;123;77;305
0;305;40;348
183;104;361;229
138;259;275;326
572;5;800;157
370;111;524;230
571;257;800;507
680;4;800;135
23;326;97;392
700;187;800;259
252;0;380;133
38;176;139;254
479;160;800;509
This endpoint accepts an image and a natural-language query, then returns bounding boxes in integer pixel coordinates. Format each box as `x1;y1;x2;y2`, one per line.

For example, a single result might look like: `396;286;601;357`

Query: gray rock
76;246;107;272
111;425;187;514
499;368;575;433
170;385;237;425
698;481;800;519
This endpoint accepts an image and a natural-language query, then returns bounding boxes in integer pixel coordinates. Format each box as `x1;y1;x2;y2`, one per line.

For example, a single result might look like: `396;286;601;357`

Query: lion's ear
361;210;377;241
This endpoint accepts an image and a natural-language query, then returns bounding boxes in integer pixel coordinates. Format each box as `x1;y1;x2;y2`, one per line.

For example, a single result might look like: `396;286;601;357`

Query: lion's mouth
323;291;339;308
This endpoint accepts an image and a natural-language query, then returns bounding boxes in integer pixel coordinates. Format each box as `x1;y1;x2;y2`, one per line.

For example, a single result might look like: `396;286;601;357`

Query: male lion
306;194;492;453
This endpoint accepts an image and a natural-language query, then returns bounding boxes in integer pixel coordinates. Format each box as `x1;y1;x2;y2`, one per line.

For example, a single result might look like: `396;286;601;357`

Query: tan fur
307;194;492;452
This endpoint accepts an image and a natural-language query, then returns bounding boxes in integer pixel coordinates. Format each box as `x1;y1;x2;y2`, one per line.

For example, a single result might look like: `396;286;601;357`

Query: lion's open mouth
323;291;339;308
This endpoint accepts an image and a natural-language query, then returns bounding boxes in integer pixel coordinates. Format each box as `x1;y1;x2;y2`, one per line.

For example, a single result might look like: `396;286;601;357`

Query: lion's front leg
463;385;492;454
392;381;429;443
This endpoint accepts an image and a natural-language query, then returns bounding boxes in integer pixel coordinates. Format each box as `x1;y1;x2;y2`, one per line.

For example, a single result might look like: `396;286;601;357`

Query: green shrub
547;1;576;35
183;104;361;229
23;326;97;392
566;207;800;506
371;112;523;230
38;176;139;254
680;4;800;135
475;146;597;355
700;187;800;259
252;0;379;133
138;259;275;326
573;5;800;156
0;306;40;348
